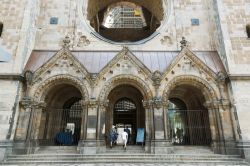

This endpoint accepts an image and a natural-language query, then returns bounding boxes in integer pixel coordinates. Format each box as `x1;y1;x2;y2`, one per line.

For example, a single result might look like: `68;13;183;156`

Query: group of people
109;125;130;150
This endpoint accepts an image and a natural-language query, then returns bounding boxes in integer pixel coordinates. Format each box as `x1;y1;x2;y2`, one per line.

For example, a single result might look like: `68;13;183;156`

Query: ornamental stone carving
77;35;90;47
24;70;33;86
62;36;71;48
152;70;162;87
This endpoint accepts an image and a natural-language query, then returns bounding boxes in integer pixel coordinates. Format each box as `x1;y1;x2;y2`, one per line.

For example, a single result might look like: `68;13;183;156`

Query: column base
0;141;13;161
78;139;106;154
150;139;173;154
12;140;38;154
212;140;241;155
237;141;250;162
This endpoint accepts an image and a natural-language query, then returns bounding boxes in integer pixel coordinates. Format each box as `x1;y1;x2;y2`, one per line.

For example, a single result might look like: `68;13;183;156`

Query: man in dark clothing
124;126;131;144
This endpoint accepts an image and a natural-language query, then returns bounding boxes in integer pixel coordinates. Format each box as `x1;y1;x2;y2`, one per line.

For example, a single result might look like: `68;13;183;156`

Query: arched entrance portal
38;84;83;146
107;85;145;145
167;84;212;146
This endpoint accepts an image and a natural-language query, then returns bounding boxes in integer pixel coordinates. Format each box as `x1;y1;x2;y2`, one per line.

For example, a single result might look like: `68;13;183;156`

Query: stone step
34;146;78;154
2;160;249;166
3;154;248;165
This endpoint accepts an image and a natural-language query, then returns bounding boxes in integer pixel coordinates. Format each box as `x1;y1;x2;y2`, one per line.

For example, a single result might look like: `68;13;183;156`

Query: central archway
107;84;145;145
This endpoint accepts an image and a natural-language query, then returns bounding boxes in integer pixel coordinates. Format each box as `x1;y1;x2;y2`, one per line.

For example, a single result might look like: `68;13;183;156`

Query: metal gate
38;103;83;146
168;109;211;145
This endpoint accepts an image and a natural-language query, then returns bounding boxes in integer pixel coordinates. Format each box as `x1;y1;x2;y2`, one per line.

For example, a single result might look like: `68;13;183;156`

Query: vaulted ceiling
87;0;164;21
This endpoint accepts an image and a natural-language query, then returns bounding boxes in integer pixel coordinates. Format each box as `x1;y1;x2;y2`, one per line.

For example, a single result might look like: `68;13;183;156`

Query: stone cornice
0;74;24;81
228;74;250;80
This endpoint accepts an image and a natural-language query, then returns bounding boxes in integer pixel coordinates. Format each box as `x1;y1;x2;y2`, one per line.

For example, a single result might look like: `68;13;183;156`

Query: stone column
15;97;33;141
78;99;100;154
27;101;46;154
15;98;45;154
217;100;239;155
204;101;223;154
150;98;173;154
142;100;153;152
80;100;88;140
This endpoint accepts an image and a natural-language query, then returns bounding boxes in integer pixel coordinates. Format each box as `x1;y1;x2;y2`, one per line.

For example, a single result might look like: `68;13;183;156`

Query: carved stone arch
99;74;153;101
32;74;89;102
162;75;219;103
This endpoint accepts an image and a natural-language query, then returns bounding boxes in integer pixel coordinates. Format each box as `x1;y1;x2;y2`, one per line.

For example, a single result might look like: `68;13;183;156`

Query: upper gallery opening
87;0;164;42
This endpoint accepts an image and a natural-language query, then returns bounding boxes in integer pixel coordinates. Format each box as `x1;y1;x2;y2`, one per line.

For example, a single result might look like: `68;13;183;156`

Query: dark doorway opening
167;85;212;146
107;85;145;145
38;84;83;146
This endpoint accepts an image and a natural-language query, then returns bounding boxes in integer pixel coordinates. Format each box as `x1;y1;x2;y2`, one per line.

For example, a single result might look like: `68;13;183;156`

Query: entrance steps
34;146;78;154
1;146;249;166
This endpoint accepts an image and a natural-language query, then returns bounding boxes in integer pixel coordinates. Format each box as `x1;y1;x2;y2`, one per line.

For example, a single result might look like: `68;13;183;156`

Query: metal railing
36;108;83;146
168;109;211;146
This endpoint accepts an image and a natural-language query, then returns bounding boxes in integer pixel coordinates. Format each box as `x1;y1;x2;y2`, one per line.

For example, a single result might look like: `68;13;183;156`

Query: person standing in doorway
121;129;128;150
124;126;130;144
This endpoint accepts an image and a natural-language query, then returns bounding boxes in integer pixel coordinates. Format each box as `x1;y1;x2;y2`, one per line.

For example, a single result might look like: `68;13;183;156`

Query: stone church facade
0;0;250;163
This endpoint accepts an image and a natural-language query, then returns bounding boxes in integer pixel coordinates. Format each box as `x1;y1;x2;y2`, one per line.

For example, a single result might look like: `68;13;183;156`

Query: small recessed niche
0;22;3;37
191;19;199;26
246;24;250;38
50;17;58;25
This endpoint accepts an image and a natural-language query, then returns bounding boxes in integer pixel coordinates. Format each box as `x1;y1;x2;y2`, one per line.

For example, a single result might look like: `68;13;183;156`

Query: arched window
114;98;136;112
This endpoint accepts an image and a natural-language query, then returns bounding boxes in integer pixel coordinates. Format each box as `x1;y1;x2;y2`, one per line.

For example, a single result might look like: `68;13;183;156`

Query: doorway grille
168;109;211;146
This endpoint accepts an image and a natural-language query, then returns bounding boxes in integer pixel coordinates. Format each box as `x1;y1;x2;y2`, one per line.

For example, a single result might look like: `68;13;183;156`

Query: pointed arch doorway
106;84;145;145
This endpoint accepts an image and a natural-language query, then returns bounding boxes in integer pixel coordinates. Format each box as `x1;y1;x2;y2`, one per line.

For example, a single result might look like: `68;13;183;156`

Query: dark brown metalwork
38;100;82;146
168;109;211;146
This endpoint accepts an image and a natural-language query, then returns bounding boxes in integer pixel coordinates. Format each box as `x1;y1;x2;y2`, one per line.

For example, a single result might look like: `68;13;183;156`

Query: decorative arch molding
162;75;219;103
99;74;153;101
31;74;90;102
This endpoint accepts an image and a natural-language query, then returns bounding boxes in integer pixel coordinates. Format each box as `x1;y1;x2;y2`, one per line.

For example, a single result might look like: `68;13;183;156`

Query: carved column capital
152;97;168;109
99;100;109;108
81;99;99;108
204;99;231;111
33;101;46;110
142;100;153;109
20;97;33;109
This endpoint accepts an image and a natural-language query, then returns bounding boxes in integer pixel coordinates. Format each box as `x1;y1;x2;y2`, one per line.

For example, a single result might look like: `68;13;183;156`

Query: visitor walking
121;129;128;150
124;126;130;144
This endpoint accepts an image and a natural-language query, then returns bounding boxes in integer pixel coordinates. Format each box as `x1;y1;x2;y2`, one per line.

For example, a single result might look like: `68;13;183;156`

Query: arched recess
162;75;221;147
99;74;153;102
98;75;153;145
33;75;89;102
31;75;89;146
